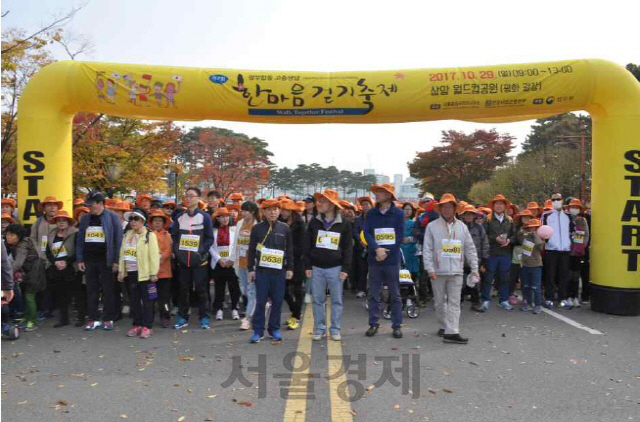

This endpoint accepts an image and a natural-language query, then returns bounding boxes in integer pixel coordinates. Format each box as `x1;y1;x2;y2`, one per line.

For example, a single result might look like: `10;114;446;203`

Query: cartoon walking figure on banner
153;81;164;106
164;76;182;107
138;74;152;107
233;74;246;92
95;72;108;102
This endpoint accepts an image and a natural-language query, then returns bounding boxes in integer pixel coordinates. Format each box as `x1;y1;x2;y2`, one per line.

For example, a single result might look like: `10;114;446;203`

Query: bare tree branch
55;31;94;60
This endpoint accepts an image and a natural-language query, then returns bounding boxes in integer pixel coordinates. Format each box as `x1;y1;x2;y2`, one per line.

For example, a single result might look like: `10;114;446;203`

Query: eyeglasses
130;216;144;222
184;194;199;199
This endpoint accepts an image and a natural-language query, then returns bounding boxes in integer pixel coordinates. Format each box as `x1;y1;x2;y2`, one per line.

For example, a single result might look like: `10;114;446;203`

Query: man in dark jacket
303;190;353;342
460;205;490;311
363;184;405;339
76;191;123;331
353;196;374;298
247;200;293;343
413;194;439;305
171;187;214;330
481;194;517;312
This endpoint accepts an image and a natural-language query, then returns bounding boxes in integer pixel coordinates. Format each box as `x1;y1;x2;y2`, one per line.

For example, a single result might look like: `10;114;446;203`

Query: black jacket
303;213;353;272
247;220;294;273
483;213;517;257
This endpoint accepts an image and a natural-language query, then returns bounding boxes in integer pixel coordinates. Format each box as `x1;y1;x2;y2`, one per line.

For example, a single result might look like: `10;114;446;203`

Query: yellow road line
327;302;354;422
282;304;313;422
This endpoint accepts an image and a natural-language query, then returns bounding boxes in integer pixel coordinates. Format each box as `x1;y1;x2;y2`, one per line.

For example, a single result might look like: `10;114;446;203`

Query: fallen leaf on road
90;383;98;387
18;400;28;405
469;361;479;366
120;415;128;419
237;401;253;407
57;399;68;406
442;388;453;393
181;330;189;334
187;388;193;393
138;368;146;372
178;417;185;422
544;361;555;364
394;404;400;410
366;385;375;392
390;346;398;350
428;388;437;395
179;356;195;361
57;384;65;388
206;395;218;398
350;409;357;415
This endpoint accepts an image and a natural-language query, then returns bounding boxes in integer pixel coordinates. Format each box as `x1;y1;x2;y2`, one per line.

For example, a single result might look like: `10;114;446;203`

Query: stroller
1;299;20;340
364;250;419;319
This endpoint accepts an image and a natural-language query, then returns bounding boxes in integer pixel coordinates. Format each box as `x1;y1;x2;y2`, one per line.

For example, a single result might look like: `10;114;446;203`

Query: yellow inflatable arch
17;59;640;315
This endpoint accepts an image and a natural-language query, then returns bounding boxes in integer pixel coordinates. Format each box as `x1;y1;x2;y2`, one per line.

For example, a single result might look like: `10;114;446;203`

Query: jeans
252;270;286;336
237;268;256;318
311;266;343;335
482;255;511;303
368;264;403;329
178;263;209;320
521;266;542;306
432;274;463;334
85;258;117;321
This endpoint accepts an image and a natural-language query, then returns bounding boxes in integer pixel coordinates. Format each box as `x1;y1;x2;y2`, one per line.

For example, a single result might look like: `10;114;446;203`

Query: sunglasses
130;216;144;222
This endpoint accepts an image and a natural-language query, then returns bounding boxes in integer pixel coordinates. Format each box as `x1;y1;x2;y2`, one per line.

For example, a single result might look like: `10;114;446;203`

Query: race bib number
123;244;137;262
259;248;284;270
85;226;105;243
441;239;462;258
573;231;585;244
399;269;413;283
179;234;200;252
217;245;230;259
50;241;67;258
316;230;340;250
41;236;48;252
374;228;396;246
237;236;250;257
521;240;534;257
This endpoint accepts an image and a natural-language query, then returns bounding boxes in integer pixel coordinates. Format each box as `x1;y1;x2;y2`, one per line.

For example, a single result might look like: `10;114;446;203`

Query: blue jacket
364;202;405;266
76;209;123;266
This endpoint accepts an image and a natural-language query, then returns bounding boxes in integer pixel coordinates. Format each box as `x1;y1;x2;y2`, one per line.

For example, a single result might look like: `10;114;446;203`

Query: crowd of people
1;184;591;345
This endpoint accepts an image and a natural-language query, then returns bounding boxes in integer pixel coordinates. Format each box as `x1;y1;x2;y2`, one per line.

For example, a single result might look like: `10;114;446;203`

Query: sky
3;0;638;178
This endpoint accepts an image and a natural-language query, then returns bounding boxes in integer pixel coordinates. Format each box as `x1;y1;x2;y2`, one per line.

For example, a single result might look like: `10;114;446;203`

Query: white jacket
543;210;572;252
423;216;478;276
209;226;237;269
230;218;257;272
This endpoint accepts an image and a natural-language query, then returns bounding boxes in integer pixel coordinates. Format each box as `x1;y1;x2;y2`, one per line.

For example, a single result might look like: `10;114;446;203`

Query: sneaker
127;326;142;337
533;305;543;314
572;298;581;308
122;305;130;315
171;306;178;316
239;318;251;330
393;327;403;339
330;332;342;341
437;329;445;337
304;293;312;304
520;305;532;312
559;300;573;309
365;325;378;337
498;301;513;311
480;301;490;312
250;333;264;344
161;317;171;328
231;310;240;320
356;291;366;299
508;295;518;306
443;333;469;344
200;316;210;329
140;327;152;339
312;333;324;341
471;303;485;313
25;321;37;332
287;318;299;330
174;316;188;329
85;320;101;331
102;320;114;330
271;330;282;342
215;310;223;321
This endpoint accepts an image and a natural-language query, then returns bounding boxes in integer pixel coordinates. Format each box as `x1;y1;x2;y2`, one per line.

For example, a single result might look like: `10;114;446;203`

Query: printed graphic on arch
230;73;399;116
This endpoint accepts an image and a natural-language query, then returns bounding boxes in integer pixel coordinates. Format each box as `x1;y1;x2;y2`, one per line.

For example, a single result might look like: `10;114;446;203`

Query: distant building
398;176;421;200
364;168;376;176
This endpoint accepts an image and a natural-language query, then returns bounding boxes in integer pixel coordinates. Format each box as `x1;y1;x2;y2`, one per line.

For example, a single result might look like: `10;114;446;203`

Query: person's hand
286;271;293;280
375;248;389;261
1;290;14;303
429;272;437;280
78;262;86;272
360;241;367;248
339;272;348;281
249;271;255;283
150;275;158;282
117;273;124;282
471;271;480;280
112;263;119;273
55;261;67;270
305;270;312;278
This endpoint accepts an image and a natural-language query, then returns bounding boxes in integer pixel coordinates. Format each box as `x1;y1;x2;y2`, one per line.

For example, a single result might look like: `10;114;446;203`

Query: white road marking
542;308;604;335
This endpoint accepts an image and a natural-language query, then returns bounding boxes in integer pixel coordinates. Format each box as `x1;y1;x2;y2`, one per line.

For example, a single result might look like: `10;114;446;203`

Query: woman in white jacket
209;208;240;321
229;202;260;330
423;193;479;345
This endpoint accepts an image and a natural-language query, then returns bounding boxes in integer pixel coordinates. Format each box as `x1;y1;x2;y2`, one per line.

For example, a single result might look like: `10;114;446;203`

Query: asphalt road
2;294;639;422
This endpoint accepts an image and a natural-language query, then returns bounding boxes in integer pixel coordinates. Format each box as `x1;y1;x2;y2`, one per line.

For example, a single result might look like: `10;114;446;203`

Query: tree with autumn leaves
408;129;515;200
